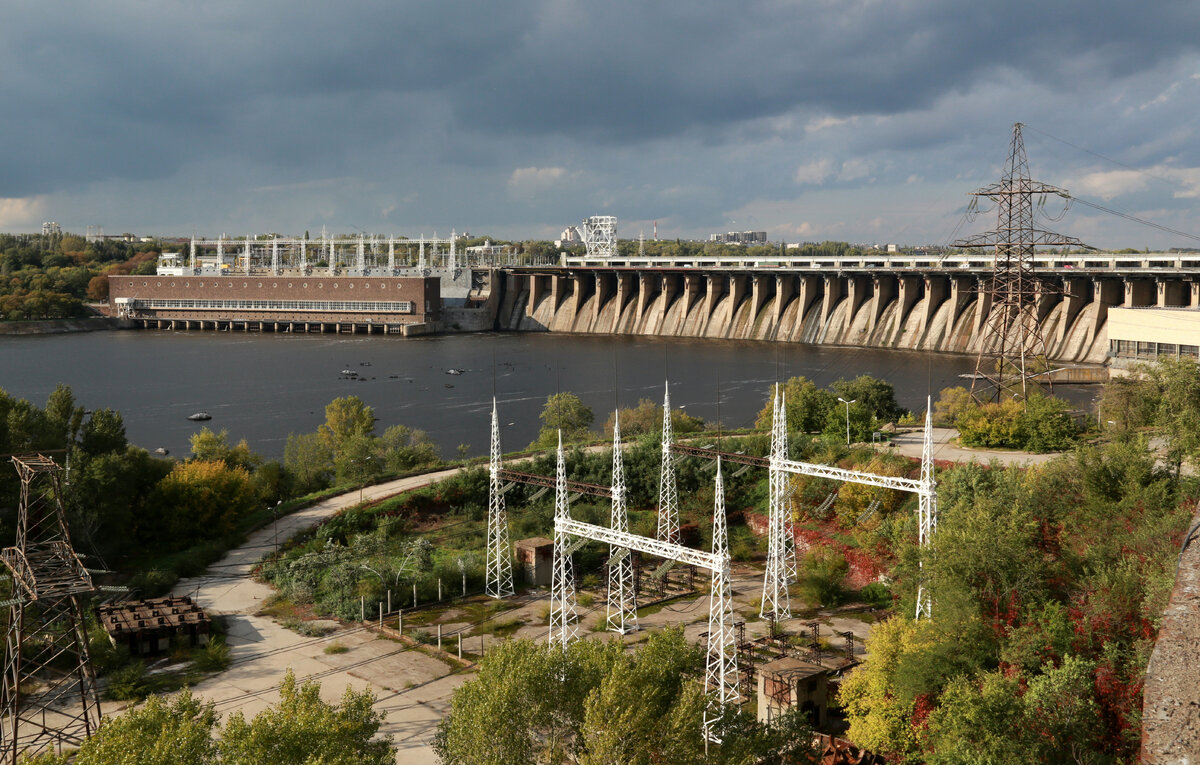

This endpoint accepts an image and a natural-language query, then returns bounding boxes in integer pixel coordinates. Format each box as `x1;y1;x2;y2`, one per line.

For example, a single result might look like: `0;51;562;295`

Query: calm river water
0;330;1100;460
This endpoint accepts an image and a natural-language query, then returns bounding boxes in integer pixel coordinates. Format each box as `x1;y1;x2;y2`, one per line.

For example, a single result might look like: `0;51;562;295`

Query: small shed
757;656;830;728
96;596;212;656
514;537;555;587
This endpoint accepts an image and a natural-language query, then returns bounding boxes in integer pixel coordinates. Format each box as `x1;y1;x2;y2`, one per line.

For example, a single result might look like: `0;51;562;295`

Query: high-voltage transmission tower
703;459;739;741
1;456;101;762
953;122;1090;402
657;382;680;545
606;415;638;634
486;400;514;598
581;216;618;260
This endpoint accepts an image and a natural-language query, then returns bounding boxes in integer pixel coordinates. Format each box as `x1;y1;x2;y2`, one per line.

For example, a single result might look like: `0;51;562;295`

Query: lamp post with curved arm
837;397;857;446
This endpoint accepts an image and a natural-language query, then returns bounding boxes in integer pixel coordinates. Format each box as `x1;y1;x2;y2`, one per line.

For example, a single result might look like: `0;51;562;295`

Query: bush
800;546;849;607
105;660;152;701
858;581;892;608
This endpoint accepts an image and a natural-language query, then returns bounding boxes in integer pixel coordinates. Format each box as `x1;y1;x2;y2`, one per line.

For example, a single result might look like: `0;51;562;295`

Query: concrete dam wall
493;267;1196;364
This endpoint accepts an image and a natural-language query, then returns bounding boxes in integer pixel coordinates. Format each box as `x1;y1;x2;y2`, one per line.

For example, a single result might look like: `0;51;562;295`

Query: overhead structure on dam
953;122;1091;402
581;216;618;260
1;456;101;763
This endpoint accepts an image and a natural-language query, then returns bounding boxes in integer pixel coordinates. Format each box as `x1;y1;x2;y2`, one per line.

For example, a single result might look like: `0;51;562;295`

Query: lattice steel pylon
485;399;514;599
775;389;798;584
953;122;1091;402
703;459;739;742
606;414;638;634
1;455;101;762
761;386;792;620
914;397;939;620
549;432;580;648
657;381;680;545
581;216;618;260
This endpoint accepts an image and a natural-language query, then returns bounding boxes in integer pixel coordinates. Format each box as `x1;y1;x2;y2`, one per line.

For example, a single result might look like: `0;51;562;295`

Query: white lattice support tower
606;414;638;634
915;396;938;620
485;399;514;599
418;237;426;269
761;387;792;620
243;238;251;275
775;388;798;583
657;381;680;544
449;230;457;271
271;237;279;275
300;238;307;270
549;432;580;648
388;238;395;271
703;460;739;740
581;215;618;259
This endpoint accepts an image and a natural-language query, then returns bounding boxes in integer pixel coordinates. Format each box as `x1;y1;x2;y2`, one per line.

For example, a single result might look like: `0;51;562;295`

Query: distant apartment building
558;225;583;245
41;222;61;236
709;231;768;245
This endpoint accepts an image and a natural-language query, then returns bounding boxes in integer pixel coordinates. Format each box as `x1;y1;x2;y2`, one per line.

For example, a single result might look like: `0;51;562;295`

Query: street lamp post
837;397;857;446
272;500;282;555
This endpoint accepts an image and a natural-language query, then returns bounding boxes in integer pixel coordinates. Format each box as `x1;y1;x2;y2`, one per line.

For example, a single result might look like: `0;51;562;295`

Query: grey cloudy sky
2;0;1199;249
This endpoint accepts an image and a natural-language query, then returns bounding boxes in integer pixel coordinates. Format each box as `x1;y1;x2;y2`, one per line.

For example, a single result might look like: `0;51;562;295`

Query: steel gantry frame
1;456;101;763
761;386;797;621
771;398;939;619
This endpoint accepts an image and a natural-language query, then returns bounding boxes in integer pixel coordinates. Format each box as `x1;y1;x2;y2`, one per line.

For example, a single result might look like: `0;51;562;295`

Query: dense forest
0;232;160;320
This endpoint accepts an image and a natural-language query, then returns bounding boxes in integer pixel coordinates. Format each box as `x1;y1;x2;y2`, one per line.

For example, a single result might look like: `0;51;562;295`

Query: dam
495;251;1200;366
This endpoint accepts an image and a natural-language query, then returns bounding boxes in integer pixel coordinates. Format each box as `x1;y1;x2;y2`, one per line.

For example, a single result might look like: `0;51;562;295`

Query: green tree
379;424;440;472
219;670;392;764
334;432;383;487
924;672;1029;765
1096;372;1159;432
933;385;975;428
319;396;376;451
754;377;836;433
44;383;85;448
602;399;703;438
149;460;259;546
831;375;906;423
530;392;594;448
822;400;874;443
284;431;334;495
190;427;262;472
1147;356;1200;476
78;408;127;457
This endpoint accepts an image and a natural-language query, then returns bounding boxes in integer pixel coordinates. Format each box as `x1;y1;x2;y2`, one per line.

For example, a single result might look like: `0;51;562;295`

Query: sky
2;1;1200;250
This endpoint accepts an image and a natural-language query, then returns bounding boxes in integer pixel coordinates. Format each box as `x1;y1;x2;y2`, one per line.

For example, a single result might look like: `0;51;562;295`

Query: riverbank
0;316;126;335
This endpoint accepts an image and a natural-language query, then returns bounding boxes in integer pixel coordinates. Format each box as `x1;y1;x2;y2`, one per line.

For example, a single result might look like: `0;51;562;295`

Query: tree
1096;372;1158;432
219;670;393;764
932;386;974;428
28;674;391;765
831;375;906;423
44;383;85;448
379;424;440;472
334;431;384;487
602;399;703;439
754;377;836;433
319;396;376;451
1147;356;1200;476
530;392;594;448
190;427;262;471
822;400;874;443
284;431;334;495
149;460;259;546
79;408;127;456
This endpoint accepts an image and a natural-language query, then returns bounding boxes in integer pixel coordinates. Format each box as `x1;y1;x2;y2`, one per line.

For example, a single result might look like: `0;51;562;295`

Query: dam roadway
496;252;1200;365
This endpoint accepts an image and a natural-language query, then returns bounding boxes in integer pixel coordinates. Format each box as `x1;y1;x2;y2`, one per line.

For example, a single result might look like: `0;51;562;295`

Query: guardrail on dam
495;264;1200;365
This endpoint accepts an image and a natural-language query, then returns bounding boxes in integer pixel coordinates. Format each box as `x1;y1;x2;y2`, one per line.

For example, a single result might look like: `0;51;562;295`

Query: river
0;330;1100;460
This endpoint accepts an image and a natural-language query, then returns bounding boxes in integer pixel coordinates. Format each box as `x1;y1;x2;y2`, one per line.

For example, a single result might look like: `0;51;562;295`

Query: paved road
172;467;472;764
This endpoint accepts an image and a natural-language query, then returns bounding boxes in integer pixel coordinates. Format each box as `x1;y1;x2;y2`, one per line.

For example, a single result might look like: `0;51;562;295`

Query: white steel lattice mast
486;399;514;598
761;386;792;620
657;381;679;544
915;396;938;620
703;459;739;741
776;389;798;584
606;413;638;633
549;431;580;647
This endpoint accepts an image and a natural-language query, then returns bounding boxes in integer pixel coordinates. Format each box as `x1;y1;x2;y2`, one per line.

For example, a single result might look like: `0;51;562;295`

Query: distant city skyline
2;2;1199;250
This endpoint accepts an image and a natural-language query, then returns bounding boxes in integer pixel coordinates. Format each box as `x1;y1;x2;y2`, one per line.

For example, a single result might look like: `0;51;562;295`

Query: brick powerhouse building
108;274;442;335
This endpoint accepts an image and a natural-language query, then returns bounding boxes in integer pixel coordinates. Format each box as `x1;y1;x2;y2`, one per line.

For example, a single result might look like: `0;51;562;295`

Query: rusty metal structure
0;455;100;762
954;122;1090;401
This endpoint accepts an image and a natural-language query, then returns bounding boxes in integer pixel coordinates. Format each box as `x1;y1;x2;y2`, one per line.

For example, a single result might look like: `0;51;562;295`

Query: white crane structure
581;216;618;260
